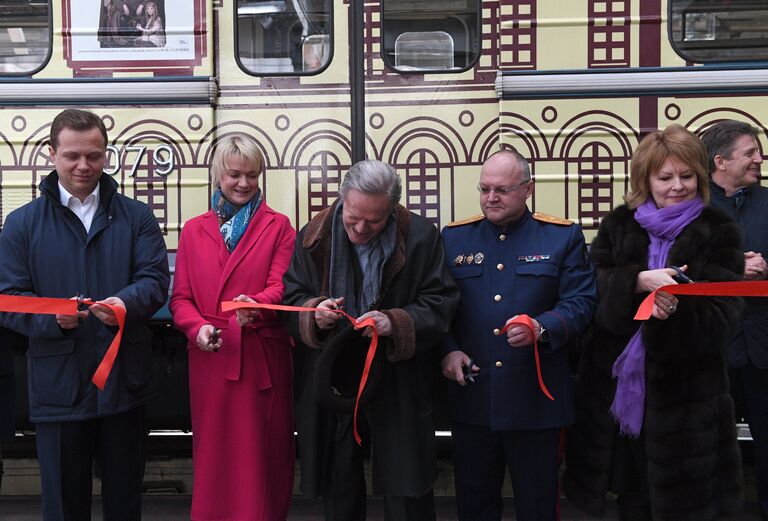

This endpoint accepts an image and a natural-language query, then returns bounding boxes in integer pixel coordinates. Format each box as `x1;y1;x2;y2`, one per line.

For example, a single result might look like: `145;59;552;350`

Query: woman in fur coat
563;125;744;521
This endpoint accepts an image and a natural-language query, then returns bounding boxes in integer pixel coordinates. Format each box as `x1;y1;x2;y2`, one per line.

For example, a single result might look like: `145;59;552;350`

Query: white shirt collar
58;181;100;207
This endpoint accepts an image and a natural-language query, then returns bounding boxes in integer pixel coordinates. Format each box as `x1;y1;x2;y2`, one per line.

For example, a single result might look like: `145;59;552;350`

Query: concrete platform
0;495;762;520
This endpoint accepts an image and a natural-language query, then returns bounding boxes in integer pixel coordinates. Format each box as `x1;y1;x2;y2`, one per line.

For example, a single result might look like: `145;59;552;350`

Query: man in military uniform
440;149;597;521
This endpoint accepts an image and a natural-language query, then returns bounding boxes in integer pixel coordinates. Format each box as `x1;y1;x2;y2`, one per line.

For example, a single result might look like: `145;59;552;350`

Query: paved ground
0;495;762;520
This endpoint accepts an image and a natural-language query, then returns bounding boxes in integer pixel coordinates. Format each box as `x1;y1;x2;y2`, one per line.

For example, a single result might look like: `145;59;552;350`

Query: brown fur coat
563;205;744;520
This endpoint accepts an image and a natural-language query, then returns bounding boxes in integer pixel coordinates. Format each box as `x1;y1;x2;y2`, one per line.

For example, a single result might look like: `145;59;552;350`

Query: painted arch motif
382;117;468;225
557;116;634;228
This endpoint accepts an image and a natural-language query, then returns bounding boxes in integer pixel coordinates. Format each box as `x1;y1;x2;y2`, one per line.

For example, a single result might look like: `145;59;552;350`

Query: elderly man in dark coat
0;109;169;521
283;159;459;521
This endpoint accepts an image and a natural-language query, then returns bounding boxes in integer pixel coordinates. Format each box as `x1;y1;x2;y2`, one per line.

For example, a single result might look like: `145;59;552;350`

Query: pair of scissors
670;265;694;284
76;294;91;312
462;357;476;384
207;329;222;352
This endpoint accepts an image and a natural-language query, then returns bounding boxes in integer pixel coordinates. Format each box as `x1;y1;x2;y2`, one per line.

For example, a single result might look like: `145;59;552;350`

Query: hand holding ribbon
56;295;89;329
221;299;377;445
634;280;768;320
499;314;555;401
0;294;125;390
89;296;126;326
315;297;344;330
232;294;260;327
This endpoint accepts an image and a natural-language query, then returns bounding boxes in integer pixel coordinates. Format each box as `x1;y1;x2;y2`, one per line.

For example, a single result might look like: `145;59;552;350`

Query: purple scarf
610;196;705;436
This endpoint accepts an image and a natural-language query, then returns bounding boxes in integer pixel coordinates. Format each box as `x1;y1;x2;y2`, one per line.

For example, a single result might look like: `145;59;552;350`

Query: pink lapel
199;211;230;272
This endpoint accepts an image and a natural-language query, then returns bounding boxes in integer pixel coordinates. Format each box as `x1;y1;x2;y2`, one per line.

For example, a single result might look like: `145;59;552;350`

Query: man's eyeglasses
477;180;530;195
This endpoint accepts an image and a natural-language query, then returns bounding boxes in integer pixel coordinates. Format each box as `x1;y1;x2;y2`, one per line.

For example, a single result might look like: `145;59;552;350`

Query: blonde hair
210;134;265;188
625;124;709;209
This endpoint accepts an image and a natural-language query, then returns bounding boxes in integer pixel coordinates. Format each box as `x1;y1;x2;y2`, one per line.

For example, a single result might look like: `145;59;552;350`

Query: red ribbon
221;301;378;445
634;280;768;321
499;314;555;401
0;294;125;390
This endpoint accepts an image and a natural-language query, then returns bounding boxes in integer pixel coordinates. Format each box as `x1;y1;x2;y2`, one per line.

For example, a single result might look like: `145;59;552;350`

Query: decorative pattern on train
0;0;766;253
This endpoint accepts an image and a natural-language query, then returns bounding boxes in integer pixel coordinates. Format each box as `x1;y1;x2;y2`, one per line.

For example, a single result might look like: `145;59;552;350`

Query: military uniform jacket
441;210;596;430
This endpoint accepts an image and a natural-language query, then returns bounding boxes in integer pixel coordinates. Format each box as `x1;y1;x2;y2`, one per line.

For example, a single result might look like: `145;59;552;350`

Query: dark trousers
323;413;436;521
452;422;560;521
35;405;147;521
731;363;768;521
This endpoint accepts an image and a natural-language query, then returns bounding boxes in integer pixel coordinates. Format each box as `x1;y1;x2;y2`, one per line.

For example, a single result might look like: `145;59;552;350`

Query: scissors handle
462;356;476;384
207;328;222;345
671;265;693;284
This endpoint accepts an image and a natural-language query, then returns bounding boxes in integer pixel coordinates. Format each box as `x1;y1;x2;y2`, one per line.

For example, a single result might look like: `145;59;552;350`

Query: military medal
474;252;484;264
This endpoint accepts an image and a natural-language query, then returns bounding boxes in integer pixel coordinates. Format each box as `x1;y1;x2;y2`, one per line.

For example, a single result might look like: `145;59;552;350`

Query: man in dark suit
702;120;768;521
0;109;169;521
440;149;597;521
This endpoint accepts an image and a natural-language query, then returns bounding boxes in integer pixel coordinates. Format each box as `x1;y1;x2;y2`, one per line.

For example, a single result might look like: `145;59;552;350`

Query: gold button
497;263;504;271
495;361;503;368
499;234;507;241
494;294;502;302
493;328;501;336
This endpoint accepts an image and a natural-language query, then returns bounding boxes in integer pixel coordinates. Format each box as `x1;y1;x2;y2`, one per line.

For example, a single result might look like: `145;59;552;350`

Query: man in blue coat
0;109;169;521
441;149;596;521
702;120;768;521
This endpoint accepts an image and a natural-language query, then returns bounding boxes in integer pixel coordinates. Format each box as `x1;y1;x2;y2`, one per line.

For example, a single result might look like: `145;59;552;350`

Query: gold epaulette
446;214;485;227
532;212;573;226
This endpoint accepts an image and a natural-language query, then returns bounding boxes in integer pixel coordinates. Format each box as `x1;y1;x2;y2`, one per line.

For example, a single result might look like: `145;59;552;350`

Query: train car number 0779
104;144;175;177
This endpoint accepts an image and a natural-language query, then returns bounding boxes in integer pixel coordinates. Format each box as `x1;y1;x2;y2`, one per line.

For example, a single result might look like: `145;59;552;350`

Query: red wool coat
170;203;296;521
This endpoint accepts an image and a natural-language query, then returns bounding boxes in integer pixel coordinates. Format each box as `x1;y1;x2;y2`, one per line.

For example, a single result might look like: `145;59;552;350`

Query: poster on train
61;0;207;76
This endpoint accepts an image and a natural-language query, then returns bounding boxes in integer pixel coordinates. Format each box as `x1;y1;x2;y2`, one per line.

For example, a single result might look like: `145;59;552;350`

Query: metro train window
381;0;480;73
669;0;768;62
236;0;332;75
0;1;51;75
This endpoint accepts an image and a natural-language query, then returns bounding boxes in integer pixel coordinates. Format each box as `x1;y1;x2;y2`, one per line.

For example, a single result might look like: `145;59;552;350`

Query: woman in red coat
170;134;296;520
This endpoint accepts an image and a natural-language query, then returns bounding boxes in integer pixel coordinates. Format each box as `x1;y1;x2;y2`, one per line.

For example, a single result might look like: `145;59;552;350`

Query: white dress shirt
59;182;100;233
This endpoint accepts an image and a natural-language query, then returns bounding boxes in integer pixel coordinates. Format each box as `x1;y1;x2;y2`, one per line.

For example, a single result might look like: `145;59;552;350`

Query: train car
0;0;765;487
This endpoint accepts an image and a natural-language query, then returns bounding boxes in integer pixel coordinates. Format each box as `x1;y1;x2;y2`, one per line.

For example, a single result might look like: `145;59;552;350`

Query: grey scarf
329;201;397;316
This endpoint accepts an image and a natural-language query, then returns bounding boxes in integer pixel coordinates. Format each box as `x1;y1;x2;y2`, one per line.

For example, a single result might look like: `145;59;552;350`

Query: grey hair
487;148;531;182
339;159;402;206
